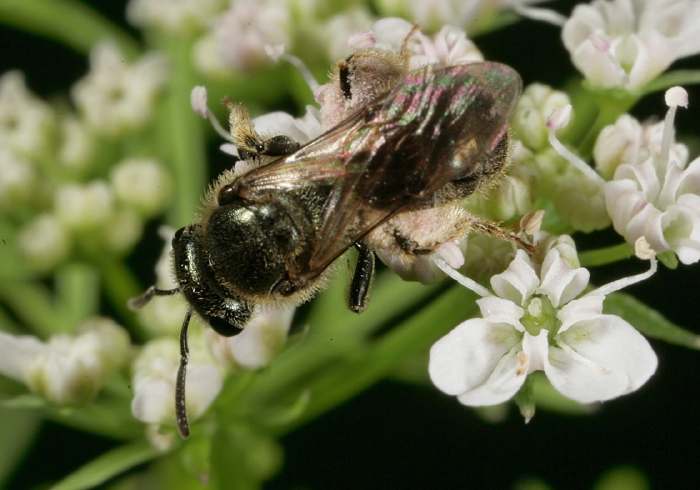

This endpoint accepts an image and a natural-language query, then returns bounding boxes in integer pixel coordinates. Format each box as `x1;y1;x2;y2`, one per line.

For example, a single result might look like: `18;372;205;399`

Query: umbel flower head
562;0;700;89
603;88;700;264
0;318;130;405
429;236;658;409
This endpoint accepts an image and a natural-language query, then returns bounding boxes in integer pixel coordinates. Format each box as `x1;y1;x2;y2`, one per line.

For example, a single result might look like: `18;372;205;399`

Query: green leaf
52;440;159;490
0;407;41;487
605;292;700;349
0;0;140;58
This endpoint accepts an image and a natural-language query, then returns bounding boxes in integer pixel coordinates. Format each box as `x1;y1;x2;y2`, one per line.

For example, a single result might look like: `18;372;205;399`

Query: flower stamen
432;257;492;298
659;86;689;170
547;105;606;186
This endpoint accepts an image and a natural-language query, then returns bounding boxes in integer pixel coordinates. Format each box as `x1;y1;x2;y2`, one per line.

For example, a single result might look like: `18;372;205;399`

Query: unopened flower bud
0;147;37;210
18;214;72;271
207;307;294;371
18;317;129;404
55;181;114;230
110;158;171;218
512;84;571;151
131;338;222;427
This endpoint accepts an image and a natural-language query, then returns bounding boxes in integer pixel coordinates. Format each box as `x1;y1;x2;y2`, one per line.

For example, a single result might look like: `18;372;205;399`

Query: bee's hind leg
348;240;375;313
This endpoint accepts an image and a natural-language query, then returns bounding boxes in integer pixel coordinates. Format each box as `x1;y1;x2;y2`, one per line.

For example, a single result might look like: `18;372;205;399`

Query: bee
130;49;523;437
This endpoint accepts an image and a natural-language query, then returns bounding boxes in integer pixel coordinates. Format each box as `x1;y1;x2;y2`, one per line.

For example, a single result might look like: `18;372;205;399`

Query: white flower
542;105;611;232
594;115;688;180
0;71;55;156
57;116;95;173
512;84;571;152
204;0;292;72
0;147;37;210
374;0;555;35
135;227;189;336
604;89;700;264
407;24;483;69
461;233;518;283
464;165;534;223
54;180;115;230
429;245;658;407
72;41;168;136
253;106;322;146
18;214;72;271
357;18;483;70
323;9;375;62
562;0;700;89
0;317;130;404
131;337;222;428
110;158;172;217
552;167;611;233
126;0;222;34
100;208;143;255
206;307;294;370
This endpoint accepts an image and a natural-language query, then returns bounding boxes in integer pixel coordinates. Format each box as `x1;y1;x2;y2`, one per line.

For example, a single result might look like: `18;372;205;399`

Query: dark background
1;1;699;488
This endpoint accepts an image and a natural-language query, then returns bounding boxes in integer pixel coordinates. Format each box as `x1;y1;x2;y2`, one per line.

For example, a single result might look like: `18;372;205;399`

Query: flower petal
490;250;539;305
538;249;590;307
476;297;525;331
546;315;657;403
429;319;522;398
557;294;605;332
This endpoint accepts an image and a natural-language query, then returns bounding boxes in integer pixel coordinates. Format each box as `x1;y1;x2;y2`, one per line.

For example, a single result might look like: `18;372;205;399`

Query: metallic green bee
131;55;522;437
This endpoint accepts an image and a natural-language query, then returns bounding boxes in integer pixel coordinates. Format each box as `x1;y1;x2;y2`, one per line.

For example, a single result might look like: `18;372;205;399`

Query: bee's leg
176;308;192;439
224;99;300;161
348;240;375;313
393;231;435;256
469;215;537;254
127;286;179;310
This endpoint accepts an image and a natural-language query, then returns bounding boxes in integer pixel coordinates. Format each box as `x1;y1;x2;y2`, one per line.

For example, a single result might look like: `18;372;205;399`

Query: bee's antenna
127;286;180;310
176;308;192;438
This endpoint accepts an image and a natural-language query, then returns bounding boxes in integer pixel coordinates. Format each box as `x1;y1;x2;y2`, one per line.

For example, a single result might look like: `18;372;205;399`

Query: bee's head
171;225;251;336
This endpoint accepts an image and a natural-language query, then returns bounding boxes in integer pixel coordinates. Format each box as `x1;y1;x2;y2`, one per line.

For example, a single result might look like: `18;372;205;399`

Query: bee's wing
239;62;522;285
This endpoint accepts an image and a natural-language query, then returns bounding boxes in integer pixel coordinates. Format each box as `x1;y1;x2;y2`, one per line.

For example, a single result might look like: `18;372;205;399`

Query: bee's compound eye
172;227;186;247
264;135;300;157
208;316;244;337
217;184;237;206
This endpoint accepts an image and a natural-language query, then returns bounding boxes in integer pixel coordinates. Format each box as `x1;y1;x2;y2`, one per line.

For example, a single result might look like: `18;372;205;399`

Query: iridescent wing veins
236;62;522;284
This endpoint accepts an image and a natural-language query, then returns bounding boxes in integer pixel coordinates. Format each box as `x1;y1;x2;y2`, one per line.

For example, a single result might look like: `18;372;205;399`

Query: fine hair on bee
129;26;529;438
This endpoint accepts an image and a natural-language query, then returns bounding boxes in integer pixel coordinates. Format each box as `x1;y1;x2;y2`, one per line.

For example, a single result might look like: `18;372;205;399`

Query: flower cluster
1;0;700;487
562;0;700;89
429;237;658;409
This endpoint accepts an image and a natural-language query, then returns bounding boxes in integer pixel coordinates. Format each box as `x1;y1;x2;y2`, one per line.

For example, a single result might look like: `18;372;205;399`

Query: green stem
578;242;635;267
273;284;476;434
246;273;445;408
96;258;148;340
578;93;637;158
52;439;159;490
0;0;140;58
643;69;700;95
0;282;60;338
148;31;207;226
55;262;100;333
